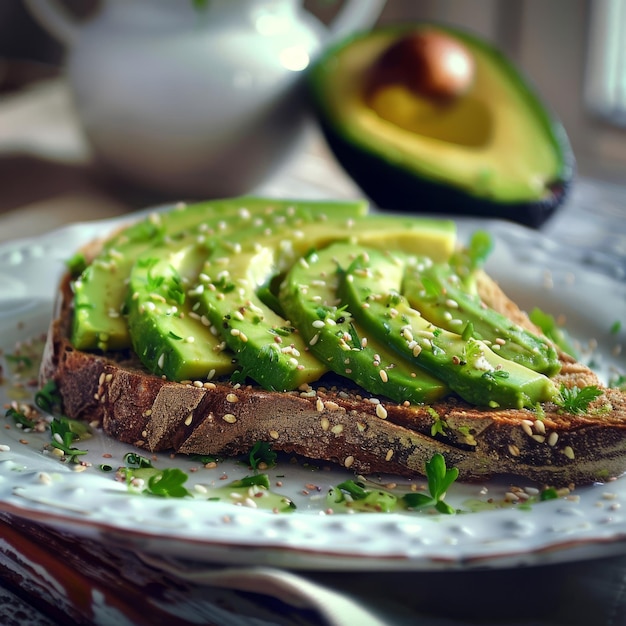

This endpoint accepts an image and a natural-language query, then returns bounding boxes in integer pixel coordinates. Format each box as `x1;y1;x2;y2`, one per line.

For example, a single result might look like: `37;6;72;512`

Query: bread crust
40;271;626;486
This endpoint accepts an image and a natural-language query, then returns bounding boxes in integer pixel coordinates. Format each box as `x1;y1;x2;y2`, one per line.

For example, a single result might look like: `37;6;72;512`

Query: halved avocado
307;23;575;228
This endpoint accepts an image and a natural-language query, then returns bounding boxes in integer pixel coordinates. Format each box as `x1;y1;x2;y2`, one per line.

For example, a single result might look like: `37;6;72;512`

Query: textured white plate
0;211;624;571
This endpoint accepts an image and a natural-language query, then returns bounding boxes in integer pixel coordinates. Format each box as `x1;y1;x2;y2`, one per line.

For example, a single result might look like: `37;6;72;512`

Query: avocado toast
40;197;626;486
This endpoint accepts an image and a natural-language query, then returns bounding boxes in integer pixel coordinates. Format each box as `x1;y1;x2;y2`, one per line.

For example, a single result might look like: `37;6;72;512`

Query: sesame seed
184;413;193;426
223;413;237;424
508;444;520;457
316;398;325;412
548;432;559;446
312;319;325;328
269;430;279;440
344;456;354;468
379;369;389;383
320;417;330;431
385;449;394;461
563;445;575;460
376;404;388;419
331;424;344;435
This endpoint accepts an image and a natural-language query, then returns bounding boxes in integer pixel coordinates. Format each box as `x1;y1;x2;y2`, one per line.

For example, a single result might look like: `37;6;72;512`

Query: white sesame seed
376;404;388;419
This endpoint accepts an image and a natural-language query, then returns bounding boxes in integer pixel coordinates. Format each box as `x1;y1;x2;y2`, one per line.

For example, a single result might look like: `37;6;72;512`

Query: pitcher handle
23;0;79;46
326;0;386;43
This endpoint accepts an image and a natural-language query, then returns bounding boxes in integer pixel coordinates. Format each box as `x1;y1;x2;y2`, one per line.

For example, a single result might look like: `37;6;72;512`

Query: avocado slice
72;197;368;352
308;24;574;227
402;258;561;376
339;247;560;409
279;242;449;403
124;201;370;382
193;214;457;391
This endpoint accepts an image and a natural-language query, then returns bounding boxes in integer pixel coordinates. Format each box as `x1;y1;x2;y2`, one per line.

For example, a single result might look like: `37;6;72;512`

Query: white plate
0;211;624;571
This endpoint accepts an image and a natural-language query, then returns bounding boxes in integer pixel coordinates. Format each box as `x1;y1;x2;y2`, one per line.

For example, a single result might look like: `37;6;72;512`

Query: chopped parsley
5;406;37;429
557;384;603;415
49;417;90;463
249;441;277;471
327;453;459;515
404;453;459;515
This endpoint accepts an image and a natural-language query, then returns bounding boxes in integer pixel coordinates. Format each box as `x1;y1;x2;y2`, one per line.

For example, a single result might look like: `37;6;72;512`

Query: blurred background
0;0;625;236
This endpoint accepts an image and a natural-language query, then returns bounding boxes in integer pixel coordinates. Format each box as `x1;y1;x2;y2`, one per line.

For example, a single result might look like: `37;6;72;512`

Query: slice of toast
40;267;626;487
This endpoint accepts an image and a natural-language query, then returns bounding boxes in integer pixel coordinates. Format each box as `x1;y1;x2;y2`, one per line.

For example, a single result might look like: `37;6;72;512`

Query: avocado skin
308;24;575;229
317;116;573;228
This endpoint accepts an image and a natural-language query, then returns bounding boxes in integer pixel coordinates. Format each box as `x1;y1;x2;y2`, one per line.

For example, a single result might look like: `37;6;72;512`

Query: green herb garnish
529;307;578;358
467;230;493;272
145;468;191;498
5;407;37;429
557;384;603;415
35;380;63;414
66;252;88;277
123;452;154;468
249;441;277;471
403;453;459;514
50;417;90;463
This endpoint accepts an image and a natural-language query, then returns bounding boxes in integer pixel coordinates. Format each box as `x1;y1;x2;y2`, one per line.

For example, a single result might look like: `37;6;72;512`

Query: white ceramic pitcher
24;0;385;198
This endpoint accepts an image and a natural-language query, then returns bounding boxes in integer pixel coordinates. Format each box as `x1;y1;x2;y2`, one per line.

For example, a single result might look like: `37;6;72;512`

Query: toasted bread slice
40;269;626;486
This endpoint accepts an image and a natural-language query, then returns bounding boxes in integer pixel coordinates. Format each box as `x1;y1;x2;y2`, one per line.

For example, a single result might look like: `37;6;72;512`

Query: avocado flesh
124;202;370;383
126;244;236;382
339;247;560;409
402;259;561;376
279;243;449;403
308;25;573;225
194;215;457;391
72;197;368;352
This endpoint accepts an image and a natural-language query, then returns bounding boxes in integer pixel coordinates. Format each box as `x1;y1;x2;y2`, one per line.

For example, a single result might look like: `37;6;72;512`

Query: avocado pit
368;29;476;102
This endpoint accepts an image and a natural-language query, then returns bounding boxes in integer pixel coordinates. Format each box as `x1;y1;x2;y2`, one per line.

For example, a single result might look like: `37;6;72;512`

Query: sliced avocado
339;247;560;409
125;244;236;382
72;197;368;352
402;258;561;376
279;242;449;403
194;214;456;391
124;201;370;382
308;24;574;227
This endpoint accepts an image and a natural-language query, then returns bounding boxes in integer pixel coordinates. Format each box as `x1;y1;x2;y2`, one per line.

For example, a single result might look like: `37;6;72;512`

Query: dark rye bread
40;269;626;486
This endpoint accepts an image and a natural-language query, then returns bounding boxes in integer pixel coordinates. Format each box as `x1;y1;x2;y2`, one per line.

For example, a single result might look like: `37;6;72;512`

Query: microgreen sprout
403;453;459;515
